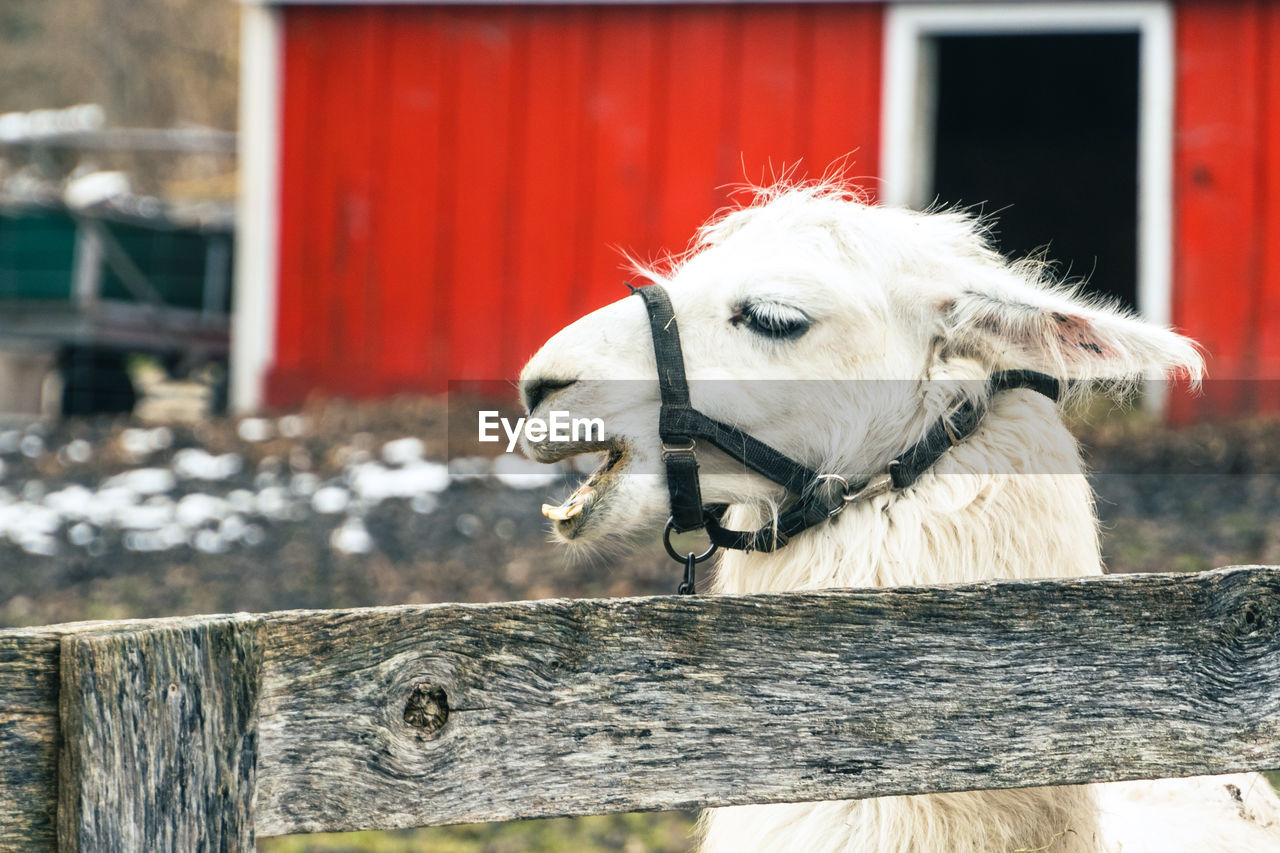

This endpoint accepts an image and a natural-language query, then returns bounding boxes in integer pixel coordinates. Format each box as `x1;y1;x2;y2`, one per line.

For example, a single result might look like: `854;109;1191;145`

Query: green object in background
0;208;77;300
0;202;234;415
0;204;232;313
98;219;226;311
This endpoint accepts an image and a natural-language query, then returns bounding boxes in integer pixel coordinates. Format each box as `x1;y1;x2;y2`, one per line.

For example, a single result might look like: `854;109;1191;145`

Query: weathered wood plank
0;629;62;849
57;616;262;852
251;567;1280;836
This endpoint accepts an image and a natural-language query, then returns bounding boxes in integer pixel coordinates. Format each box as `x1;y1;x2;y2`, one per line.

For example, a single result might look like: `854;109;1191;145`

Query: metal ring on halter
663;518;718;563
814;473;850;492
814;473;851;518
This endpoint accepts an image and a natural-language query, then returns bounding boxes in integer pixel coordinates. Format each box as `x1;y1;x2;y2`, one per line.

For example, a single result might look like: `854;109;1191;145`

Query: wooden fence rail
3;566;1280;851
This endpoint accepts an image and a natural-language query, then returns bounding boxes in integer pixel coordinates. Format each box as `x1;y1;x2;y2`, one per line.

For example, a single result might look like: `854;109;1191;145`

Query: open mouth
539;441;628;538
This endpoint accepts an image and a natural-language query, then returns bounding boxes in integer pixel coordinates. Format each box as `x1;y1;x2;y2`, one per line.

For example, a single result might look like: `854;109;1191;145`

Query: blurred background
2;1;1279;850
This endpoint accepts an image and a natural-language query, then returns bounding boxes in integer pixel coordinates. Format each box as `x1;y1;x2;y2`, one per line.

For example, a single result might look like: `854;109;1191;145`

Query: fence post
57;617;261;852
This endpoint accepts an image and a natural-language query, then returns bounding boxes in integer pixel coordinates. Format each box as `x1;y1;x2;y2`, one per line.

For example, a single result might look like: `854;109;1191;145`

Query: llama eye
731;301;812;340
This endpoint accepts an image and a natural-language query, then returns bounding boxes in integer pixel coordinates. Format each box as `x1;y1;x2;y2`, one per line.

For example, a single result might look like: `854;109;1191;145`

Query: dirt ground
3;396;1278;627
0;396;681;627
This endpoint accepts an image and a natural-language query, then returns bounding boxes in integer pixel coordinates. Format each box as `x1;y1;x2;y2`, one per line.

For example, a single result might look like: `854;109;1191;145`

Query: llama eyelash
730;300;812;340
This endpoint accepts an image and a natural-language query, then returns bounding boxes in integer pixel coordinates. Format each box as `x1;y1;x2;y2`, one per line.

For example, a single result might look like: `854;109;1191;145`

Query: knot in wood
404;683;449;735
1233;599;1274;638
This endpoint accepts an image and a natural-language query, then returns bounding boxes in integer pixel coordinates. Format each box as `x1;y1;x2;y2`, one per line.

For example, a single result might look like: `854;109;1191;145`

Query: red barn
233;1;1280;418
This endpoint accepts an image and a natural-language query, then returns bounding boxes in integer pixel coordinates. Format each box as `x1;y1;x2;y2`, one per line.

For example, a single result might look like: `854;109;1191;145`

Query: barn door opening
883;3;1174;332
931;33;1140;310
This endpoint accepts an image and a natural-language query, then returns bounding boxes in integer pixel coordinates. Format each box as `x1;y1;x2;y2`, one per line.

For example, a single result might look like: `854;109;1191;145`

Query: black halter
631;283;1060;592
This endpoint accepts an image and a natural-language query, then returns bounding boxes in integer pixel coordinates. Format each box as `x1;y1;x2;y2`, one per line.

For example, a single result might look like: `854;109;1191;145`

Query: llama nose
522;377;576;413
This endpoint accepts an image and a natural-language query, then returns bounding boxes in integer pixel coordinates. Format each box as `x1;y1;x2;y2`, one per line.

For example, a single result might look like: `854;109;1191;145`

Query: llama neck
713;390;1102;594
703;390;1104;853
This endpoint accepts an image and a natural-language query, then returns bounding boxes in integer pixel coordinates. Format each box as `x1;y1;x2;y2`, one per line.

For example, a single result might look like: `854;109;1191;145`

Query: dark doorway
931;33;1140;311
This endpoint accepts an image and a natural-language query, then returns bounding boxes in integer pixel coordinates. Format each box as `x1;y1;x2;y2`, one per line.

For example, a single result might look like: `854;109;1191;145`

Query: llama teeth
541;490;593;521
541;502;582;521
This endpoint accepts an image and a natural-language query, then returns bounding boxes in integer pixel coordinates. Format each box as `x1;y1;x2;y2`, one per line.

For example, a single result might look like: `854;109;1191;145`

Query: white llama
519;185;1280;853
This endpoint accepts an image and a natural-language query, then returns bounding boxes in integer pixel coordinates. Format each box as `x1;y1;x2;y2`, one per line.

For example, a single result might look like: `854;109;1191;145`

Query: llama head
520;184;1203;552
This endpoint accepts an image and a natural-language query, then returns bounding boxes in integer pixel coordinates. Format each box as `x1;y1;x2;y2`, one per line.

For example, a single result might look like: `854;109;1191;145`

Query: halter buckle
661;438;697;458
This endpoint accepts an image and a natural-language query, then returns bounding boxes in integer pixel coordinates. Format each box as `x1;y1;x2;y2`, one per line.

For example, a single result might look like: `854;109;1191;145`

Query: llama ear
941;279;1203;385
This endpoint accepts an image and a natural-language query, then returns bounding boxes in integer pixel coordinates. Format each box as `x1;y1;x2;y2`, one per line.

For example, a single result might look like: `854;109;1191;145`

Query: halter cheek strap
635;285;821;531
631;283;1060;589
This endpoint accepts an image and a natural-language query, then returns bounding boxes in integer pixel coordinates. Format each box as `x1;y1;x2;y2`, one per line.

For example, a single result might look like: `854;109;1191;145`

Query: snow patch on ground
103;468;176;495
173;449;242;481
237;418;274;443
0;430;577;557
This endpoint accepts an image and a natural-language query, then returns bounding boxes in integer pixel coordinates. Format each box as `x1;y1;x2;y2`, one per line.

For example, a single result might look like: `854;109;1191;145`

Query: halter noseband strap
631;283;1060;581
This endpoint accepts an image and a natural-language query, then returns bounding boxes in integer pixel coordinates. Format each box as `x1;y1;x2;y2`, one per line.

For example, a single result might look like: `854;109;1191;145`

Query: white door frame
232;2;283;412
881;2;1175;328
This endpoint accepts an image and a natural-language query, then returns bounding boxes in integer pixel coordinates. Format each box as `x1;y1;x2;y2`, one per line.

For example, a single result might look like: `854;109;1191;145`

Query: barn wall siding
1173;0;1280;418
270;3;883;404
270;1;1280;417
